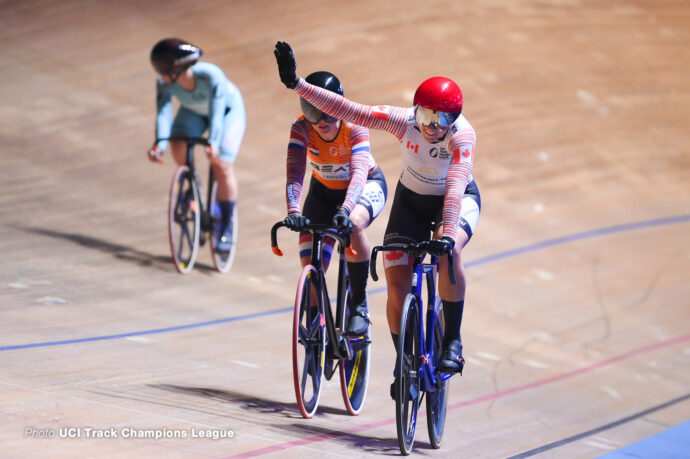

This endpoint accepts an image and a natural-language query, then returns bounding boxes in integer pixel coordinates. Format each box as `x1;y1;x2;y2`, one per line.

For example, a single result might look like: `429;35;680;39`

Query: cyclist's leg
436;185;481;373
383;181;435;336
384;264;413;336
215;98;245;250
345;171;387;335
212;160;238;252
169;138;187;166
435;227;468;373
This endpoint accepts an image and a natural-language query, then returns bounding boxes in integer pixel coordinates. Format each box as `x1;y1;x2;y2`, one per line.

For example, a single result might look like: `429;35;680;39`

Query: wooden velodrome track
2;0;689;457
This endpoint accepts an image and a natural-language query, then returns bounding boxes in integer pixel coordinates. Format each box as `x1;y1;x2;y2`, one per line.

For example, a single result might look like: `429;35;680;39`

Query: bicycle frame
409;256;452;393
271;222;356;361
272;221;372;417
371;243;457;390
159;136;214;230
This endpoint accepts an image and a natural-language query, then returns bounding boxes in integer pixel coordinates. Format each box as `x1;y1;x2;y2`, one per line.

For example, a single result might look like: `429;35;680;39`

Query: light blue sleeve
155;78;174;151
200;64;230;150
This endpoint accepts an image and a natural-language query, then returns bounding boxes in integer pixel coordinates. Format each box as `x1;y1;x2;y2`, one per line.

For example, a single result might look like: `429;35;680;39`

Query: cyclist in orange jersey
283;71;387;336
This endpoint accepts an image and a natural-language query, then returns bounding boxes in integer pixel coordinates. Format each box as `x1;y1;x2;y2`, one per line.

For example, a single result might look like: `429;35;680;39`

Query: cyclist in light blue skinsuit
148;38;245;253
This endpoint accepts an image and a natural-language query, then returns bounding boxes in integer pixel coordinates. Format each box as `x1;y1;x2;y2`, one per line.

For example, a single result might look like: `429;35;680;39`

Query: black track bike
271;221;372;418
162;136;237;274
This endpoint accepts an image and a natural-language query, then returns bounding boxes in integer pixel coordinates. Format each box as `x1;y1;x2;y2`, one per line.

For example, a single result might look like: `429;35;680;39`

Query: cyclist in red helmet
274;42;481;378
148;38;245;254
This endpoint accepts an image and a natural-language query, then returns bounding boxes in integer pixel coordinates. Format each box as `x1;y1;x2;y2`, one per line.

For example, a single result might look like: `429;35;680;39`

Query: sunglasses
300;98;337;124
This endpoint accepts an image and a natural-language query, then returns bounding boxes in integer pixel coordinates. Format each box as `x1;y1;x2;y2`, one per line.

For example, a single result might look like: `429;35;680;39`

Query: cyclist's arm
205;66;231;150
341;125;371;213
286;119;309;215
442;128;476;241
154;79;174;151
294;78;409;140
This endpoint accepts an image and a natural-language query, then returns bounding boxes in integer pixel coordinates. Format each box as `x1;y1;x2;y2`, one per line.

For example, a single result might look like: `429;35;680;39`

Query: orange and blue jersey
286;116;378;215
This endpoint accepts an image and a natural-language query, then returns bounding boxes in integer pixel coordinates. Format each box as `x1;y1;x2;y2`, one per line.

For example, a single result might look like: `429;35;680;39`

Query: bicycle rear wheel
292;265;326;419
168;166;200;274
208;181;237;273
426;296;449;449
339;295;371;415
396;293;421;455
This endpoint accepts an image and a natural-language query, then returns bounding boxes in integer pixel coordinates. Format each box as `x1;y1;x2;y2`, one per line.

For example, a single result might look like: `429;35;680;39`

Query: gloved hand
285;213;309;231
426;236;455;256
332;208;353;234
274;41;298;89
148;145;163;163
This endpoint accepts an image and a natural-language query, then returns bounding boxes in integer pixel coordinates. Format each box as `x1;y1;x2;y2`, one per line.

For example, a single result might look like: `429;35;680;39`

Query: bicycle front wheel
168;166;200;274
292;265;326;419
426;296;449;449
396;293;421;455
208;180;237;273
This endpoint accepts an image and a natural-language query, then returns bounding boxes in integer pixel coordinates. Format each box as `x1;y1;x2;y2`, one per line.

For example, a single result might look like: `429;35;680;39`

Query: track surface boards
2;1;689;457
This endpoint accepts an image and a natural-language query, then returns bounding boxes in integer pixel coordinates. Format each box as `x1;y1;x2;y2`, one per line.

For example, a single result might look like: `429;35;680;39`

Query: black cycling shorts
383;179;481;245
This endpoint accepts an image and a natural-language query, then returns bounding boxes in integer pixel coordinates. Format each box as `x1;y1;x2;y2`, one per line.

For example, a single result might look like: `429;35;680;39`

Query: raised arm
274;41;408;140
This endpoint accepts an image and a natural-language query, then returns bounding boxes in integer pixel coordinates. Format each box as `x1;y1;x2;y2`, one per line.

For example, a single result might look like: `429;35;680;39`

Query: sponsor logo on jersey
309;148;320;157
419;166;438;176
329;145;350;159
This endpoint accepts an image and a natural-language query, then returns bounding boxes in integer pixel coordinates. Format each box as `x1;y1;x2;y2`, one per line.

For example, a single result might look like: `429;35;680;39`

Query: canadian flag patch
371;105;390;120
453;146;474;164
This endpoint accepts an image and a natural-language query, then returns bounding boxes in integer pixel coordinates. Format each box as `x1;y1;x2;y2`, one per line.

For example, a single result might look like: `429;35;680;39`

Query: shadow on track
21;226;216;273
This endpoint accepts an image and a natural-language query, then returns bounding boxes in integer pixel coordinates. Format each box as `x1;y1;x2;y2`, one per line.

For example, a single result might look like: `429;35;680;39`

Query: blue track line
3;214;689;352
0;308;291;351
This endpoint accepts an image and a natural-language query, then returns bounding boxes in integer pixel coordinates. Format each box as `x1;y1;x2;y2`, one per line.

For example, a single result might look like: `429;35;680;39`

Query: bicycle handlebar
370;241;456;284
271;221;356;257
155;136;209;147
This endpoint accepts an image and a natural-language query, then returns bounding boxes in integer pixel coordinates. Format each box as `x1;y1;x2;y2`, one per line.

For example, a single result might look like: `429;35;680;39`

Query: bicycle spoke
301;349;312;392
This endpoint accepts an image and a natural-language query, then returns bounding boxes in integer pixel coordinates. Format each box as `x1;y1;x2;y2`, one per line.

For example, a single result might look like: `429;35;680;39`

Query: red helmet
413;77;463;127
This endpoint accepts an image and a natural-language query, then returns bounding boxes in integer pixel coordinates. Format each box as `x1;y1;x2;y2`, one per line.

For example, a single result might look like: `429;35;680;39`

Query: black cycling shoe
344;301;370;336
390;381;395;400
438;339;465;374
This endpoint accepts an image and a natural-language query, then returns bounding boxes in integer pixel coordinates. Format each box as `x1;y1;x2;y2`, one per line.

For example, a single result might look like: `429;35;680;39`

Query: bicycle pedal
337;337;354;360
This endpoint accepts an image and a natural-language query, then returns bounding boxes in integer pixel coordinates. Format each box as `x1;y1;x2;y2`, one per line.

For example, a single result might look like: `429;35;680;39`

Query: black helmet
300;71;343;123
150;38;203;76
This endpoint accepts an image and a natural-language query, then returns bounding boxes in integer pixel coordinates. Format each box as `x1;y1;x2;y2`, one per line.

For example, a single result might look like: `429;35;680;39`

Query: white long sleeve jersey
294;78;476;239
